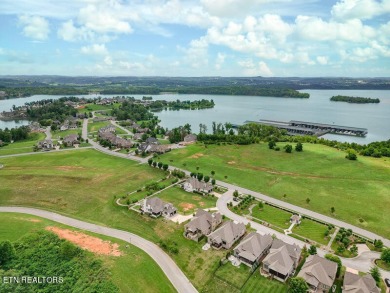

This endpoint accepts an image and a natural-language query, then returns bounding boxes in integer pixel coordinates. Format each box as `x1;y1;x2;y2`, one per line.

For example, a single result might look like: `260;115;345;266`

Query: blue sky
0;0;389;77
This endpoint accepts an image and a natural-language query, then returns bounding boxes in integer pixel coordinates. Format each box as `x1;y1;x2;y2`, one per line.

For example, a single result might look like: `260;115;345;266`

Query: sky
0;0;389;77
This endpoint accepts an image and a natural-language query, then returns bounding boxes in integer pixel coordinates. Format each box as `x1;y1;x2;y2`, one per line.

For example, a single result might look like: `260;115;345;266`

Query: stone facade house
37;139;54;150
183;177;213;193
180;134;197;145
140;197;177;218
63;134;79;147
297;255;337;292
184;209;222;241
262;239;301;282
234;232;273;269
207;221;246;250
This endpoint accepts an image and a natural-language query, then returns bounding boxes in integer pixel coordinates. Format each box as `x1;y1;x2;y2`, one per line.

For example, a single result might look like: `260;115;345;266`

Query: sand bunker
46;226;122;256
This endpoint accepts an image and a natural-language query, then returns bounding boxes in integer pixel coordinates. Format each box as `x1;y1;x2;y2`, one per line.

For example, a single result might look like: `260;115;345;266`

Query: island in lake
330;95;380;104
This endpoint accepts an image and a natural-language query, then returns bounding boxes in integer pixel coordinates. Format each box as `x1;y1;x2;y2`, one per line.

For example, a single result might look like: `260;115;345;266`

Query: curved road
0;207;197;293
82;118;390;247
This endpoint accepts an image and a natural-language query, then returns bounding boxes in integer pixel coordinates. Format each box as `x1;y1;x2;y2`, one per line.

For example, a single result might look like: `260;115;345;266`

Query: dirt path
46;226;122;256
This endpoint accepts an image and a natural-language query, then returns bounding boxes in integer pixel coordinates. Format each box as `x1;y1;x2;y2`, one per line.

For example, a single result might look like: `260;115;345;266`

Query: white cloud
81;44;108;55
238;59;273;76
19;15;50;40
215;52;226;70
331;0;390;20
78;4;133;34
317;56;329;65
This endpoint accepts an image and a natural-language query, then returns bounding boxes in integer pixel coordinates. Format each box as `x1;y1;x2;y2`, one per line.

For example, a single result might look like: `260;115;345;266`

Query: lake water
1;90;389;143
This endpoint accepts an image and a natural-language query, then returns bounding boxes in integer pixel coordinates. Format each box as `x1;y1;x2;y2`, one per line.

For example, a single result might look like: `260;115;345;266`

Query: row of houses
183;209;378;293
37;134;80;150
98;126;133;149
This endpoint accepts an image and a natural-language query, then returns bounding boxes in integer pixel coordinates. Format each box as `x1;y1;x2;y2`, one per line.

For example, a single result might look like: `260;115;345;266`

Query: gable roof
63;134;79;143
185;209;221;234
184;134;197;142
234;232;273;262
186;177;213;191
145;197;165;213
343;272;380;293
298;255;337;288
208;221;245;244
263;244;295;275
271;239;301;261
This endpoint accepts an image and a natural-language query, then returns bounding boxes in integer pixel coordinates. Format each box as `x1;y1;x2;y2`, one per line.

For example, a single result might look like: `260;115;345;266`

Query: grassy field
87;120;111;132
52;128;81;139
251;204;292;229
157;185;217;215
292;219;330;245
0;149;226;291
0;133;45;156
158;143;390;238
241;273;287;293
0;213;176;293
214;262;252;289
78;103;114;113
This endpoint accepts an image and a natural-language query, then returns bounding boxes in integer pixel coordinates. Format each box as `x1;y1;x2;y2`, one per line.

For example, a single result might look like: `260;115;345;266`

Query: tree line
149;99;215;111
0;126;30;143
330;95;380;103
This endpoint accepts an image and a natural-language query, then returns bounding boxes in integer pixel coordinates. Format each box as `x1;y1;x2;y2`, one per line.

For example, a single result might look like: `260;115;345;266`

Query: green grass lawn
0;133;45;156
251;204;292;229
376;260;390;271
78;103;114;113
52;128;81;139
0;149;225;291
0;213;175;293
157;185;217;215
292;219;330;245
87;121;111;132
214;262;252;289
241;273;287;293
159;143;390;238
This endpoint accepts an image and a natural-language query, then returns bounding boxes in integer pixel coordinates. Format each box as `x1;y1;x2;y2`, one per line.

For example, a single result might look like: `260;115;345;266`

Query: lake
0;90;389;143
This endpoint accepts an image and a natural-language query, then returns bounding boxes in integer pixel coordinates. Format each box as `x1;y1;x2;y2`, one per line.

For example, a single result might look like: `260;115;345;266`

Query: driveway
0;206;198;293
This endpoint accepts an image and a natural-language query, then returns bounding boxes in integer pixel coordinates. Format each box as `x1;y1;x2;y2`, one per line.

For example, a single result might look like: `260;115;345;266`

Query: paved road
0;207;197;293
44;126;52;140
82;119;147;163
216;192;390;279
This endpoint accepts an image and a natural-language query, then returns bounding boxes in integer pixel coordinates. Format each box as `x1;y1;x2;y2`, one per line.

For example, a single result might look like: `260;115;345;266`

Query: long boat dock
235;119;368;137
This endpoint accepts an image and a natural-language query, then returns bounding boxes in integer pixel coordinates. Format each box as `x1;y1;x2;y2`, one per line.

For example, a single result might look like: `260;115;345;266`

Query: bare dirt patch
46;226;122;256
227;161;236;165
192;196;202;201
189;153;204;159
179;202;195;211
199;202;205;207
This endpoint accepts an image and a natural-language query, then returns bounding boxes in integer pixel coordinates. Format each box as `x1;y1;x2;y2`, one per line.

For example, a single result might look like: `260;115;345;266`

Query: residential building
262;239;301;282
145;137;159;144
342;271;380;293
138;143;171;154
180;134;197;145
37;139;54;150
234;232;273;269
184;209;222;241
133;133;143;140
63;134;79;147
98;125;116;133
208;221;246;250
140;197;177;218
183;177;213;193
297;255;337;292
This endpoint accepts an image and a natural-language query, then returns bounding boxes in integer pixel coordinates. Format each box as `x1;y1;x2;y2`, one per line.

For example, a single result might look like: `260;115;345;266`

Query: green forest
330;95;380;103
